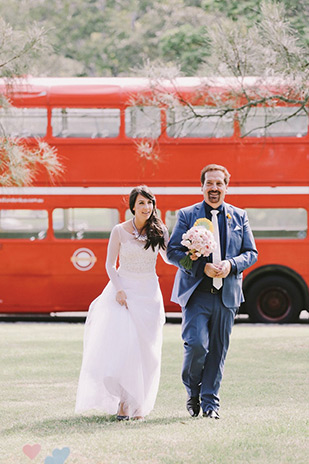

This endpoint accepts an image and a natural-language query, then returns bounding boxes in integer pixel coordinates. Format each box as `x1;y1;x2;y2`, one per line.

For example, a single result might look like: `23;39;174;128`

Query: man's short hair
200;164;231;185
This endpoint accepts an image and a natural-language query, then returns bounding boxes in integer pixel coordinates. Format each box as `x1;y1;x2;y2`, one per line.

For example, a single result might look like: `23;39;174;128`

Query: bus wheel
246;275;302;323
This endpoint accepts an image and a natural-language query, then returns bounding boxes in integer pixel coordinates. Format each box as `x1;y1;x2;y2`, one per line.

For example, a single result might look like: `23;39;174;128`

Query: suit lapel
192;201;206;225
223;202;232;256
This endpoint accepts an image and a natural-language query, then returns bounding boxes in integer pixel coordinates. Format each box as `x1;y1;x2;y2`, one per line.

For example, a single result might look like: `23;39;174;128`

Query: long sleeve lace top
105;223;170;291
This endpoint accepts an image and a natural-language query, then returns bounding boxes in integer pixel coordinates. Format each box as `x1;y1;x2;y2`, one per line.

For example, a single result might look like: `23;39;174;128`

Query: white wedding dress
75;223;169;417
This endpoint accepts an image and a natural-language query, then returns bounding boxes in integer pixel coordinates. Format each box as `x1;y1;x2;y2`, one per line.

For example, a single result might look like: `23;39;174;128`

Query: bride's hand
116;290;128;309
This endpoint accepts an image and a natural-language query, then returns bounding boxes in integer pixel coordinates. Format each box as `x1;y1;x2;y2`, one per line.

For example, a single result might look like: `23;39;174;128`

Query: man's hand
204;260;231;278
189;251;199;261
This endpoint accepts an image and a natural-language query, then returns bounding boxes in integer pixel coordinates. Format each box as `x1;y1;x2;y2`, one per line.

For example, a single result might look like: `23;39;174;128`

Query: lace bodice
119;239;159;274
106;222;169;291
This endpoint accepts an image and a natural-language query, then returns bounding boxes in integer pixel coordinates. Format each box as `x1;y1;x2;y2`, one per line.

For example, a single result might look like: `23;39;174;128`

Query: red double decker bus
0;77;308;322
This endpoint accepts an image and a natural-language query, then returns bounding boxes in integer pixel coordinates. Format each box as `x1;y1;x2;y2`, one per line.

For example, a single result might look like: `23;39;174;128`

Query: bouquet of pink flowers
180;218;217;270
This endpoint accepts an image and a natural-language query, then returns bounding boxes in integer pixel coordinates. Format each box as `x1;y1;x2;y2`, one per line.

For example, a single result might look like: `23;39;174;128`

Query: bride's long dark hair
129;185;166;251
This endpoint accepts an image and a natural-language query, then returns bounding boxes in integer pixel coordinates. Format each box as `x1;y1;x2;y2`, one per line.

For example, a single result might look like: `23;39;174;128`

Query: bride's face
134;194;154;223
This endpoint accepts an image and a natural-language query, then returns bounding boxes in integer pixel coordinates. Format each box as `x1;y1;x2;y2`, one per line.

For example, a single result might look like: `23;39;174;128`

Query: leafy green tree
1;1;307;96
0;0;308;77
201;0;309;48
131;1;309;158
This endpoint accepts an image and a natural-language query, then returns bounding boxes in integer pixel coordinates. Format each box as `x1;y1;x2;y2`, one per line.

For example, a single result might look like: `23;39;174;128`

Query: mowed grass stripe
0;323;308;464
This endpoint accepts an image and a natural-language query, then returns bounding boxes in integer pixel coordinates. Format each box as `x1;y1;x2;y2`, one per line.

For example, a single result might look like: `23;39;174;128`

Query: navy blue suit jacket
167;201;258;309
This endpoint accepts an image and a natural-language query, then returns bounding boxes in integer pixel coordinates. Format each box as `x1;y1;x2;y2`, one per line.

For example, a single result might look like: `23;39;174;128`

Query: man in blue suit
167;164;258;419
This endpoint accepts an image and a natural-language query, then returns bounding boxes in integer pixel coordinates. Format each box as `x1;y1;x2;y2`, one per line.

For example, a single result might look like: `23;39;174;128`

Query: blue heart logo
44;447;70;464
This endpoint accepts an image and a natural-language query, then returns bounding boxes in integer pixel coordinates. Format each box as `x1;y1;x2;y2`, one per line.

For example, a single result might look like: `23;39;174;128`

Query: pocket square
234;225;241;231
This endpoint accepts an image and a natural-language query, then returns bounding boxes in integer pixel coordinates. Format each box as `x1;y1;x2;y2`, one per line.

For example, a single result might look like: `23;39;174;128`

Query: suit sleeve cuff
228;258;237;275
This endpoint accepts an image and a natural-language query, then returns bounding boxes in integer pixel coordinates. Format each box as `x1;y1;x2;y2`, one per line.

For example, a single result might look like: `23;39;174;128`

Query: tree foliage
0;137;61;187
0;1;308;170
0;0;307;77
128;1;309;158
0;19;62;186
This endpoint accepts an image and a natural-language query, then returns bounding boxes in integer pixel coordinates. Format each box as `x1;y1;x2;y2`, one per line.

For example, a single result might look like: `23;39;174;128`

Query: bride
75;185;169;420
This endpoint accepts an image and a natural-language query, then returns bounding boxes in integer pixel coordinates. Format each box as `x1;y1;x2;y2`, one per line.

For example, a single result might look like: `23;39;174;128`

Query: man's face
202;170;228;208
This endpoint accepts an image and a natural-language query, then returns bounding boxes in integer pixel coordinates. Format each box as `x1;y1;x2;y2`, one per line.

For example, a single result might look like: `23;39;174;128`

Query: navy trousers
181;290;236;412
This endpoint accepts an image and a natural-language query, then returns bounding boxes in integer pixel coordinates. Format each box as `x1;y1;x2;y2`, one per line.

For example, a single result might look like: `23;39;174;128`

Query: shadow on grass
2;414;193;436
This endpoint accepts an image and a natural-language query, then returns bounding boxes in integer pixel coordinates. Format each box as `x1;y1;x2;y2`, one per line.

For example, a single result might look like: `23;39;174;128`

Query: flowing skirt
75;270;165;417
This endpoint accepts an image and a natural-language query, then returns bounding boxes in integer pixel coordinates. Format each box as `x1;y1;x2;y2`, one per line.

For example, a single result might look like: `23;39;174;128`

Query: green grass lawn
1;322;308;464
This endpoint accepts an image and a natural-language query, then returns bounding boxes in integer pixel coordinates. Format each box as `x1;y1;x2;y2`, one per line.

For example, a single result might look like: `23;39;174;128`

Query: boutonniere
227;213;232;227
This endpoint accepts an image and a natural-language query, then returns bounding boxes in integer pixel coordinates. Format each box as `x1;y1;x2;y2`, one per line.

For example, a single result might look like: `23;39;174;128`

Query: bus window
0;107;47;137
246;208;307;238
165;210;179;233
240;107;308;137
51;108;120;138
0;209;48;239
52;208;119;239
166;106;234;138
125;107;161;138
